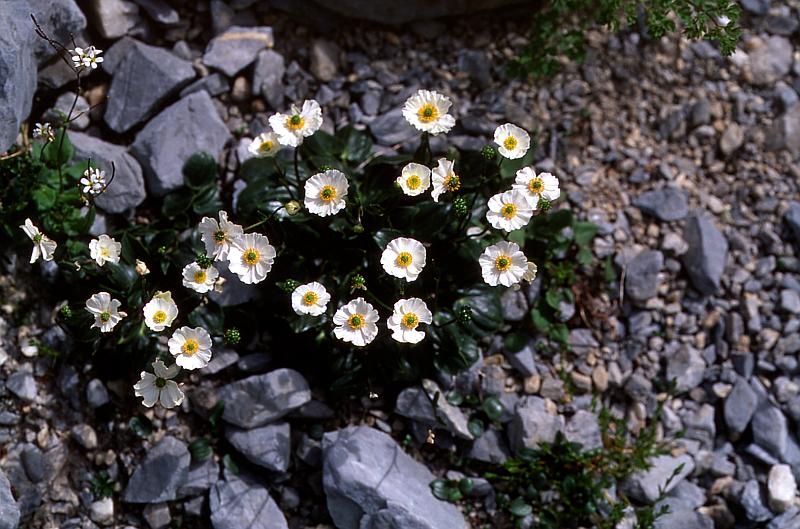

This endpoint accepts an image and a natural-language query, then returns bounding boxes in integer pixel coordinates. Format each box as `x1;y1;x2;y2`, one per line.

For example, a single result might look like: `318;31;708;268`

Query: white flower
479;241;528;287
291;282;331;316
397;163;431;196
494;124;531;160
512;168;560;208
168;326;213;370
402;90;456;135
268;99;323;147
227;233;276;284
248;132;281;158
80;168;106;196
333;297;379;347
33;123;55;142
387;298;432;344
486;190;533;232
85;292;126;333
182;262;219;294
89;234;121;267
135;259;150;276
198;211;244;261
304;169;348;217
380;237;426;282
133;360;184;408
143;291;179;332
513;261;538;291
70;46;104;70
20;218;57;263
431;158;460;202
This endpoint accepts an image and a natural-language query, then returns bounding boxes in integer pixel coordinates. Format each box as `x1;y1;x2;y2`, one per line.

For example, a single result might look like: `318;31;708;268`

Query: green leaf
468;418;485;438
482;396;504;421
32;186;57;211
430;479;449;500
340;126;373;162
42;129;75;168
508;497;533;517
162;190;192;217
183;152;219;189
189;438;213;462
129;416;153;438
573;221;598;247
545;288;564;310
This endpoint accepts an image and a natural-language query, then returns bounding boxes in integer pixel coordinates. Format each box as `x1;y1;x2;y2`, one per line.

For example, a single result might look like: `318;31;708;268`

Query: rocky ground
2;0;800;528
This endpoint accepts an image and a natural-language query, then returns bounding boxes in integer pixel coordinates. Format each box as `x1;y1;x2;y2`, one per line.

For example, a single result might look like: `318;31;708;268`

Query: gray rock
7;369;37;402
625;250;664;302
0;2;37;153
105;40;195;134
20;444;46;482
621;454;695;503
395;379;474;440
310;0;539;24
370;108;417;145
563;410;602;450
682;213;727;296
203;25;274;77
500;288;528;321
468;428;510;464
322;426;467;529
753;405;789;459
89;497;114;525
766;105;800;157
70;132;147;213
131;91;231;196
45;91;90;130
724;376;757;437
252;50;285;109
0;470;20;529
123;436;190;503
102;36;137;74
310;39;339;81
654;507;713;529
86;378;109;408
749;36;792;86
741;0;768;14
210;472;287;529
132;0;180;24
787;202;800;244
769;464;798;513
740;479;773;522
200;348;239;375
180;73;231;98
176;458;219;498
781;289;800;314
666;346;706;393
503;343;537;377
70;424;98;450
719;123;744;156
226;423;291;472
508;396;564;453
633;186;688;221
458;49;491;88
143;502;170;529
28;0;86;63
688;99;711;128
87;0;140;39
218;368;311;428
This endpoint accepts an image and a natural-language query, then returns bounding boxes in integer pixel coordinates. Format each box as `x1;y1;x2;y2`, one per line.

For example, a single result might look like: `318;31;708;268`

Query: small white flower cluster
80;168;106;196
70;46;104;70
32;122;55;142
246;99;324;158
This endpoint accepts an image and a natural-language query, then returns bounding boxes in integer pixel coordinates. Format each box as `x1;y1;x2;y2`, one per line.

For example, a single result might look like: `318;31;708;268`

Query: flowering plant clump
3;69;599;403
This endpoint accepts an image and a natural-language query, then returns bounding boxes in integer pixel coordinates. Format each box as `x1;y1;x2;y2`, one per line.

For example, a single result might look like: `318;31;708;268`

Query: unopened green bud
320;165;335;172
224;328;241;345
278;279;301;293
353;224;364;234
480;146;497;160
158;245;168;255
350;274;366;291
457;305;472;324
60;305;73;319
195;254;213;269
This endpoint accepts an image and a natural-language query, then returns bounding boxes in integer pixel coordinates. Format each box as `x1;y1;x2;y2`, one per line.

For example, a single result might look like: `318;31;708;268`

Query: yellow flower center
401;312;419;329
243;248;260;266
406;175;421;190
181;338;199;356
153;310;167;324
319;185;337;202
286;115;305;131
303;291;318;306
503;136;518;151
396;252;413;268
100;247;110;257
501;203;517;219
444;174;461;192
194;270;207;283
417;104;438;123
348;313;365;330
259;140;274;153
495;255;512;271
214;230;226;242
528;177;544;195
99;312;111;322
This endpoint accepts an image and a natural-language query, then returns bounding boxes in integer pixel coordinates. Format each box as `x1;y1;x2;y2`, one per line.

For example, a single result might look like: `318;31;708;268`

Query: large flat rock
0;1;37;153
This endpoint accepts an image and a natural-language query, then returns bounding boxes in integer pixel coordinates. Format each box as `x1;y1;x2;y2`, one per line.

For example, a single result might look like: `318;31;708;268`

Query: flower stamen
528;177;544;195
417;104;438;123
503;136;518;150
153;310;167;324
495;255;512;271
319;185;337;202
348;313;365;330
181;338;199;356
286;115;305;131
303;291;318;306
444;174;461;192
396;252;413;268
401;312;419;329
243;248;260;266
194;270;207;283
501;203;517;219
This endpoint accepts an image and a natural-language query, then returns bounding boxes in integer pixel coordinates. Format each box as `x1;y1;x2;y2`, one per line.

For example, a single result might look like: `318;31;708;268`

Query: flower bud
135;259;150;276
59;304;73;319
320;165;335;172
457;305;472;324
350;274;366;292
195;254;213;270
284;200;301;216
278;279;300;293
452;196;468;217
352;224;364;234
538;198;551;212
